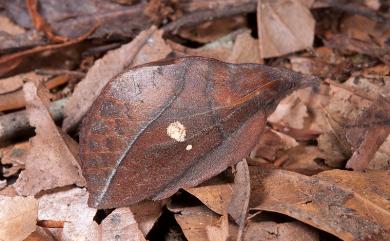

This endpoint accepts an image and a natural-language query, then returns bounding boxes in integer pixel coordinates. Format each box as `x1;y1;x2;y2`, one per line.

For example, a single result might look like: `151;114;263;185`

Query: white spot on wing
167;121;186;142
186;145;192;151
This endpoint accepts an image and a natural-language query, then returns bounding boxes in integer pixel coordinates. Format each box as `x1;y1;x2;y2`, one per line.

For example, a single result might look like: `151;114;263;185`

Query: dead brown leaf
257;0;315;58
228;159;250;241
185;177;233;215
14;82;85;196
346;97;390;170
0;195;38;241
0;141;29;177
174;205;221;241
101;207;146;241
130;200;163;236
38;188;98;241
177;16;247;43
244;220;319;241
250;167;390;241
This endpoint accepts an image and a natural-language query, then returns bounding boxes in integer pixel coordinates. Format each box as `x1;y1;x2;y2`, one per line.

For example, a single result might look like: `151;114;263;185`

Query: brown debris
257;0;315;58
101;208;146;241
244;221;319;241
0;141;29;177
228;159;251;241
0;195;38;241
14;82;85;196
26;0;68;43
0;24;97;77
250;167;390;241
346;97;390;170
38;188;98;241
185;177;233;215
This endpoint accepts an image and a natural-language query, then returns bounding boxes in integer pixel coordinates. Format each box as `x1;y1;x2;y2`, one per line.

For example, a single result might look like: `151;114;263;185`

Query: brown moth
79;57;318;208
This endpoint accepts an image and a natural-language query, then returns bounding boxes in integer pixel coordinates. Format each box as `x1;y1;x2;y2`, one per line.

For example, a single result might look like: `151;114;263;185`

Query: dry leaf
228;159;250;241
346;97;390;170
252;128;298;162
0;72;39;95
227;31;262;64
0;141;29;177
244;220;319;241
174;205;221;241
101;207;146;241
250;167;390;241
130;200;163;236
257;0;315;58
280;145;328;174
14;82;85;196
185;177;233;215
206;213;231;241
177;16;247;43
62;26;172;131
268;92;309;129
0;15;25;36
38;188;98;241
0;195;38;241
79;56;318;208
170;29;261;64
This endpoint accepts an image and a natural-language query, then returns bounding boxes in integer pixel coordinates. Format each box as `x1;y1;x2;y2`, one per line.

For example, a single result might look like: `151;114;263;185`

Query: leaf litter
0;1;390;240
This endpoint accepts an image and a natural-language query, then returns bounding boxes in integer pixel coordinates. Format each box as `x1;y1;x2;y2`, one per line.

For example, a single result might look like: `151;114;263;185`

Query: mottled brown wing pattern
79;57;318;208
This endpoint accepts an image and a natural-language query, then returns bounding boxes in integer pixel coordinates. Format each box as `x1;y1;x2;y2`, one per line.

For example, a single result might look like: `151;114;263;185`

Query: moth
79;57;319;208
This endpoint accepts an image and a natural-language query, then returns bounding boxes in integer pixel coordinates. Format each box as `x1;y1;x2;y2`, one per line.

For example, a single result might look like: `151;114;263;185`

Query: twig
0;23;99;77
163;2;257;33
0;98;67;146
26;0;68;43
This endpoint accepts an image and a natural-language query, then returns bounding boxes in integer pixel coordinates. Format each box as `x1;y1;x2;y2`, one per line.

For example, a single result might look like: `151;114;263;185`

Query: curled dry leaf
0;195;38;241
257;0;315;58
38;188;98;241
79;56;319;208
101;208;146;241
14;82;85;196
62;26;172;132
250;167;390;241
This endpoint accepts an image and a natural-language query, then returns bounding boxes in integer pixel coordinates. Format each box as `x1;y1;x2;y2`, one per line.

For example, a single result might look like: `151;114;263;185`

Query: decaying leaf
170;29;261;64
173;205;222;241
228;159;250;240
63;26;172;131
101;208;146;241
14;82;85;196
257;0;315;58
206;212;231;241
185;176;233;215
80;56;319;208
346;96;390;170
250;167;390;241
251;128;298;163
0;141;29;177
38;188;98;241
0;195;38;241
130;200;163;236
243;220;319;241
